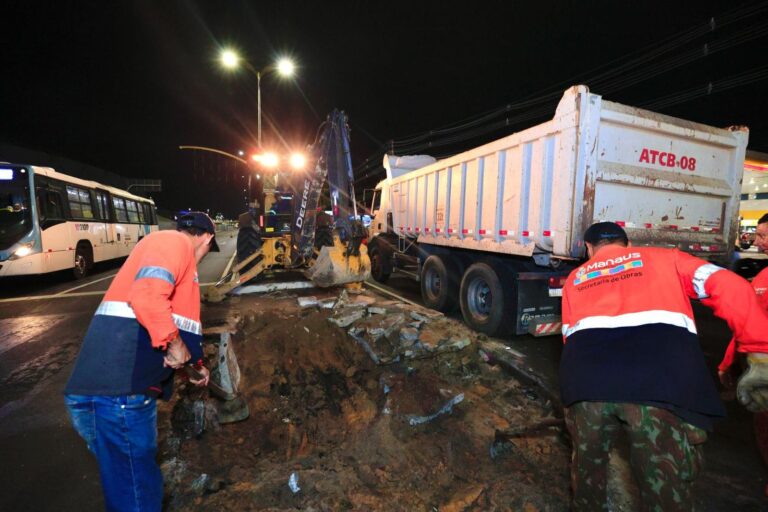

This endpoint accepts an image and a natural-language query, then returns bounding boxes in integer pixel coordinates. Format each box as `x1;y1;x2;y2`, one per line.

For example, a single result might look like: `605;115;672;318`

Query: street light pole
257;70;262;148
218;49;294;150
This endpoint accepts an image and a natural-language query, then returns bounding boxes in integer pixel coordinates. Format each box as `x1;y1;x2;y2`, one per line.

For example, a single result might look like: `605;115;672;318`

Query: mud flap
305;240;371;287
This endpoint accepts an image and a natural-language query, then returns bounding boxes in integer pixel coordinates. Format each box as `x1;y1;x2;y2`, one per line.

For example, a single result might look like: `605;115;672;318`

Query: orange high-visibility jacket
65;230;203;399
560;244;768;429
718;266;768;372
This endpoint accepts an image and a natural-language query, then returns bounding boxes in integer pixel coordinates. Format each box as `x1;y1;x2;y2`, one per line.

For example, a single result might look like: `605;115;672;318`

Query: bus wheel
459;262;513;337
420;255;459;312
73;244;92;280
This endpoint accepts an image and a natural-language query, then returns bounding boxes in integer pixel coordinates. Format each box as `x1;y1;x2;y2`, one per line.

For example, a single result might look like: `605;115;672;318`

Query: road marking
53;272;118;296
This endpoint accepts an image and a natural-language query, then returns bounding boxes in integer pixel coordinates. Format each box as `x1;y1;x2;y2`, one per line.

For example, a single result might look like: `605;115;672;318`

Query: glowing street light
217;49;297;148
289;153;306;169
251;152;279;168
277;58;295;77
220;49;240;69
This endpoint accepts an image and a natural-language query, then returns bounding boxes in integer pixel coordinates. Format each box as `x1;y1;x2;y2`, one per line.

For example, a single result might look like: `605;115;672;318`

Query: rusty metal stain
596;161;729;197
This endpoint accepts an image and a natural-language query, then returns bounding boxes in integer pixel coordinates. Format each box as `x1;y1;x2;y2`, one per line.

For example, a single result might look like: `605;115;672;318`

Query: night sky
2;1;767;217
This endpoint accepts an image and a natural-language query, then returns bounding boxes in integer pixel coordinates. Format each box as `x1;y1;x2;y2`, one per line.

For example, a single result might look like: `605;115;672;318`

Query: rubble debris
328;307;365;328
406;392;464;426
288;472;301;494
318;298;336;309
353;294;377;306
158;291;570;511
368;306;388;315
191;473;210;494
333;289;349;310
364;313;404;341
399;327;419;345
297;296;319;308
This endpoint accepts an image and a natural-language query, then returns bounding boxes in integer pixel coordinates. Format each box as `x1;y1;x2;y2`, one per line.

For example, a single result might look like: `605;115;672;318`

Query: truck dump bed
385;85;748;263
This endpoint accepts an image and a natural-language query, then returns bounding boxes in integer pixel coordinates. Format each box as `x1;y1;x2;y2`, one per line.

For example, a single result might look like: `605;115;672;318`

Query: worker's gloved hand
737;353;768;412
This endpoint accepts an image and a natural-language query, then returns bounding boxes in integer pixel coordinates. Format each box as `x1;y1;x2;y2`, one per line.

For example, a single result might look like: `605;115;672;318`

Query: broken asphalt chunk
328;307;366;328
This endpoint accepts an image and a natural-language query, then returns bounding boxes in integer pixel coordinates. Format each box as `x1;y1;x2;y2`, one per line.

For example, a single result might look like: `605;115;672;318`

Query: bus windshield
0;166;33;249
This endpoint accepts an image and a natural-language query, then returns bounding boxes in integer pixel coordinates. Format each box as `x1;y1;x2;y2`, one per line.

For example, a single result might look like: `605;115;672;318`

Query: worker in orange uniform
718;212;768;493
64;212;219;512
560;221;768;511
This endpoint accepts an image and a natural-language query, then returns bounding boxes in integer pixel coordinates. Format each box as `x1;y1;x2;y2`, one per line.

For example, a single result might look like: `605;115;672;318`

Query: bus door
35;185;71;272
94;189;114;259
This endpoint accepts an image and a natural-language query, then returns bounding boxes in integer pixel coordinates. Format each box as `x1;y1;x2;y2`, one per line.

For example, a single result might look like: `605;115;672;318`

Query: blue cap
177;211;220;251
583;221;628;246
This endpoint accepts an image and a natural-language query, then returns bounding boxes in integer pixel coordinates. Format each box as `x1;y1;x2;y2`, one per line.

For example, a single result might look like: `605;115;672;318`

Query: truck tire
421;254;460;312
369;244;391;283
459;262;514;337
237;227;262;273
73;243;93;280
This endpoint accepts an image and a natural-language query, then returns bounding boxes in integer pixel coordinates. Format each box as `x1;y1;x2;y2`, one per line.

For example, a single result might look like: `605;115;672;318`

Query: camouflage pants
565;401;707;512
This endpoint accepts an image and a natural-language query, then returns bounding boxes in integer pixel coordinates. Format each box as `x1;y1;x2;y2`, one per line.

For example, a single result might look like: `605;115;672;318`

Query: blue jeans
64;394;162;512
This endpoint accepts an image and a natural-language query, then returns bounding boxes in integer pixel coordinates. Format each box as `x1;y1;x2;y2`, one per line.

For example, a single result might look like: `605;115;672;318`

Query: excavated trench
157;290;570;511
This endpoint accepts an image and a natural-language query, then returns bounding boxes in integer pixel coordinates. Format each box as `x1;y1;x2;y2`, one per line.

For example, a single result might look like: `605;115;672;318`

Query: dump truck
366;85;749;337
208;110;370;301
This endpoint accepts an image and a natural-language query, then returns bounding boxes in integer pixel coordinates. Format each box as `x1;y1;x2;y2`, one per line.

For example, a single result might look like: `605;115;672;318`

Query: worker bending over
560;221;768;511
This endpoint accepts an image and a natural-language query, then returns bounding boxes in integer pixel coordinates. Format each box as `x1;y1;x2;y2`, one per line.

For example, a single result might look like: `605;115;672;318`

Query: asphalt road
1;234;766;510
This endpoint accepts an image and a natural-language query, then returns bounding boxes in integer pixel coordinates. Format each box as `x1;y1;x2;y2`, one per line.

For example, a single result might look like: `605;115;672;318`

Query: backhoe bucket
305;239;370;287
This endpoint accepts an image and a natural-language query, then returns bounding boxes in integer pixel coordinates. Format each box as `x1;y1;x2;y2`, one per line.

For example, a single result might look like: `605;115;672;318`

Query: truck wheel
421;255;459;312
459;262;513;337
73;243;92;280
369;245;391;283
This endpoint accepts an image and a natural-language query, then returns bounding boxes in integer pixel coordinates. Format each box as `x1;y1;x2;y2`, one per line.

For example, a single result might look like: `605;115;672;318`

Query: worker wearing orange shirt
64;212;218;512
561;221;768;511
718;212;768;493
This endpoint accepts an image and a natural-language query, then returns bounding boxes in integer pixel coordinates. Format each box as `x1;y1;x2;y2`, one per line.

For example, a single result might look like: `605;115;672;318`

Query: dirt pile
158;290;570;511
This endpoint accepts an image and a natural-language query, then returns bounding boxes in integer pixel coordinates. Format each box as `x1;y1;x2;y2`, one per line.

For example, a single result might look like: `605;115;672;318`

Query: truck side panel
381;86;747;263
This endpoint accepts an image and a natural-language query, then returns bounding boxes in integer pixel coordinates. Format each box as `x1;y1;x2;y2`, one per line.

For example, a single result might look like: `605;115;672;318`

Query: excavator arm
205;109;370;302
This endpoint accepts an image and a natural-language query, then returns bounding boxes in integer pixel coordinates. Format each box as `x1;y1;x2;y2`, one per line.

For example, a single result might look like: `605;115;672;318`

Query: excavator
205;110;370;302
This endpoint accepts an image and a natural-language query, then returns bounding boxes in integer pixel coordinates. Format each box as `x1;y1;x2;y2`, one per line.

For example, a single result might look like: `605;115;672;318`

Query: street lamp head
220;49;240;70
276;58;295;77
252;152;279;168
289;152;307;170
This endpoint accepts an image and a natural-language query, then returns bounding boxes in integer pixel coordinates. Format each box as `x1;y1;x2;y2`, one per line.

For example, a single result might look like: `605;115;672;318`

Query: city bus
0;163;158;279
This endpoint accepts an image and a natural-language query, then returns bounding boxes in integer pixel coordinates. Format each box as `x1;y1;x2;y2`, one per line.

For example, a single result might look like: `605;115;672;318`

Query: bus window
66;186;94;219
136;202;145;223
126;200;140;223
40;189;65;221
94;191;109;220
143;203;156;225
141;203;151;224
112;197;128;222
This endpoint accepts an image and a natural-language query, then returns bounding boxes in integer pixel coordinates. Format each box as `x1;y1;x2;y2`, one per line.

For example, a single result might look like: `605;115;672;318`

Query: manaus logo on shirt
574;252;643;286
